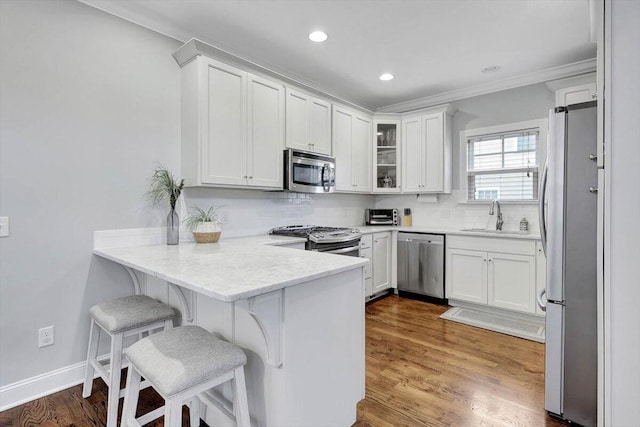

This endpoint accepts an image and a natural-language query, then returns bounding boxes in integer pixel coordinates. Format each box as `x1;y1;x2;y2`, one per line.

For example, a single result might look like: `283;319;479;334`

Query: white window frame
460;118;548;204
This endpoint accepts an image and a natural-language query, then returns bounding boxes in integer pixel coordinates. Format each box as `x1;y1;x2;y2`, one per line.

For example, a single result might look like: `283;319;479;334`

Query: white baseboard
0;354;111;412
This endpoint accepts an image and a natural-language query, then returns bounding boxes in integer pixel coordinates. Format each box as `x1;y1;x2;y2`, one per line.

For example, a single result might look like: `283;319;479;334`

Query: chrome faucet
489;200;503;231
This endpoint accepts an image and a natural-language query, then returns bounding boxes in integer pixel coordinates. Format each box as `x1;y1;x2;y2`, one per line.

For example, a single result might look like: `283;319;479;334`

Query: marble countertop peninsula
94;233;367;302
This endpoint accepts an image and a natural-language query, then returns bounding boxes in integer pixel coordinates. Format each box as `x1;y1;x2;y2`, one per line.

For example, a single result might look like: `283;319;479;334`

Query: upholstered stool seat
122;325;251;427
83;295;177;427
89;295;176;334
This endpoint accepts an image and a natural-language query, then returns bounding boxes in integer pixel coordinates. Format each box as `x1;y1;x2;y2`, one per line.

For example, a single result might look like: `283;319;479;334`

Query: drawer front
447;235;536;256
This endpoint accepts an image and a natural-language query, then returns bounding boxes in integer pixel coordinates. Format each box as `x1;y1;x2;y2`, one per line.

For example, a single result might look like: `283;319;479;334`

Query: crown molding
376;59;597;114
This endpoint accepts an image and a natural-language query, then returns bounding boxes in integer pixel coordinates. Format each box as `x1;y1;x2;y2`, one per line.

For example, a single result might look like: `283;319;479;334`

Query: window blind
467;129;539;201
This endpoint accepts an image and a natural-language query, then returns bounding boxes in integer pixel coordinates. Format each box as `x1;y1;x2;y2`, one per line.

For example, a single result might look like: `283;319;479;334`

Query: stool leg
165;398;183;427
233;367;251;427
106;332;124;427
122;364;141;427
82;319;100;398
189;397;200;427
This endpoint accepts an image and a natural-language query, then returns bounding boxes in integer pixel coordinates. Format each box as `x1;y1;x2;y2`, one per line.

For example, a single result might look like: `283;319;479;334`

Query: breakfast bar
93;234;368;426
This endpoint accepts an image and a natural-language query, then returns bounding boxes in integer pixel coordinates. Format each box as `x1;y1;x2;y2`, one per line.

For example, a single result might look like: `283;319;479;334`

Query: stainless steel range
270;225;362;256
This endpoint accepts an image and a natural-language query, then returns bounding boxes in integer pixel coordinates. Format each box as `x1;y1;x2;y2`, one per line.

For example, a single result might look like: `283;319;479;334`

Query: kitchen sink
460;228;529;235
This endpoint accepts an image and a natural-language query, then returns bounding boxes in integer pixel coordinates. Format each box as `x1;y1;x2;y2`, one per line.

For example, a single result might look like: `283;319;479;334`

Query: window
462;120;546;202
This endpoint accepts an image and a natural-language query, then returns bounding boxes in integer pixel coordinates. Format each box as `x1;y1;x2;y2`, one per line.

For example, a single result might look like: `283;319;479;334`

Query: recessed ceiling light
379;73;394;81
481;65;501;73
309;31;328;42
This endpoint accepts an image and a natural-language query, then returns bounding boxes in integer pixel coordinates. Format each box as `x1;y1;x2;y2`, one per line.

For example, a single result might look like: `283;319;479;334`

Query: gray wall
0;0;184;385
0;0;372;388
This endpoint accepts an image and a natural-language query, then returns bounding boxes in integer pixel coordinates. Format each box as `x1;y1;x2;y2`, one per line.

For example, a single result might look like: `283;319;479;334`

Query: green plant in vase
147;164;184;245
185;205;225;243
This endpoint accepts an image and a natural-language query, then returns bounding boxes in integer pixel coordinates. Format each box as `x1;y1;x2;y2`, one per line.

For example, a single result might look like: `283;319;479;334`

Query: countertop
354;225;541;240
94;235;367;302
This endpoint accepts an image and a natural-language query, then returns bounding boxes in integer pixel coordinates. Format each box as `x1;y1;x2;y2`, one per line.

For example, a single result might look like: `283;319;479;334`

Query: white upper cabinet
555;82;597;107
400;105;453;193
247;74;285;188
286;88;332;155
332;105;372;193
373;119;401;193
200;58;247;187
180;56;284;189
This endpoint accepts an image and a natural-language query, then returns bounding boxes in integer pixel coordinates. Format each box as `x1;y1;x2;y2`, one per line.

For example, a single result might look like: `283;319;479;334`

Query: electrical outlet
0;217;8;237
38;326;54;348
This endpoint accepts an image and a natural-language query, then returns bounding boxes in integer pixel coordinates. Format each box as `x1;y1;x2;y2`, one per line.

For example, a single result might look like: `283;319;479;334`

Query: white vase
192;222;222;243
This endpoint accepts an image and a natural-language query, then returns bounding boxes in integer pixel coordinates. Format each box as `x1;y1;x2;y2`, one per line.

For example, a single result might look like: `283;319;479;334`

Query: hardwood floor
0;296;565;426
355;296;566;427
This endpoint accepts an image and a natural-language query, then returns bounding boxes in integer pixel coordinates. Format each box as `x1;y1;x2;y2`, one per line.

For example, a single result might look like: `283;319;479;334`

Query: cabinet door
360;246;373;280
285;88;310;151
555;83;597;107
488;252;536;313
535;241;547;315
201;58;247;185
402;117;423;192
309;97;332;155
372;232;391;293
352;115;372;192
423;113;444;192
446;248;487;304
247;75;284;188
332;107;354;191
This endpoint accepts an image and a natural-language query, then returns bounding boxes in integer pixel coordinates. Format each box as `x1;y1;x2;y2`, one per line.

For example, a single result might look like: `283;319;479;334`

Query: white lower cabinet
487;252;536;313
446;235;540;315
447;248;487;304
372;232;391;293
361;232;391;297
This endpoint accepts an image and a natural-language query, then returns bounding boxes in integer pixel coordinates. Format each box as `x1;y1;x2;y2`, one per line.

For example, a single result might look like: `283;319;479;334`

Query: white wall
605;0;640;423
376;83;555;232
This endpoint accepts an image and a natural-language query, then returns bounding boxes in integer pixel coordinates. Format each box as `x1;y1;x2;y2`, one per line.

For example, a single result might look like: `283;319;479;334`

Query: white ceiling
81;0;597;111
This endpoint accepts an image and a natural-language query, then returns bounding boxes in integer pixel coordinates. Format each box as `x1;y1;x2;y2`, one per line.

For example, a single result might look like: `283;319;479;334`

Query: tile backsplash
177;187;539;238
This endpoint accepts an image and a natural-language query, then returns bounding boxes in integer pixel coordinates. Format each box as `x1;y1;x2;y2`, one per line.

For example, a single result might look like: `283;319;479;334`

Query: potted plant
147;164;184;245
184;205;225;243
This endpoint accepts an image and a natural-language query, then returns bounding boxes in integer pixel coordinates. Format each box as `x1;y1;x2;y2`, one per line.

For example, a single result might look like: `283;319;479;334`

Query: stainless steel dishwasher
397;232;446;302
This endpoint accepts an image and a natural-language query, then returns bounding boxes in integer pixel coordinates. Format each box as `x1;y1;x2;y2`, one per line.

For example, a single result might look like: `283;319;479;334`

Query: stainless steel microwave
284;149;335;193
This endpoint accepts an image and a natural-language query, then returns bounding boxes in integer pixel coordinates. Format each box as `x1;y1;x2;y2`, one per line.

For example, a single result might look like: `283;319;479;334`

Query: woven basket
193;231;221;243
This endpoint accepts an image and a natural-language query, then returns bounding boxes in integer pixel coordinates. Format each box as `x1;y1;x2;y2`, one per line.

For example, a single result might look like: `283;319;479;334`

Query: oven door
308;240;361;257
286;151;335;193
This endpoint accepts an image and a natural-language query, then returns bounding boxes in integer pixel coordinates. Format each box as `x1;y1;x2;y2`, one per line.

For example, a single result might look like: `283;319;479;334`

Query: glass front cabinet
373;119;401;192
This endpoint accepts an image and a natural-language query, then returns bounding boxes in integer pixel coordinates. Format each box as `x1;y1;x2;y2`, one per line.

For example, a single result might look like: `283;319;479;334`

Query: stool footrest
199;389;235;421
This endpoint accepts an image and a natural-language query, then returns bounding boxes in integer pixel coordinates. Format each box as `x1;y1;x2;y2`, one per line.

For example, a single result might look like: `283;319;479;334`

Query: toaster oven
365;209;398;226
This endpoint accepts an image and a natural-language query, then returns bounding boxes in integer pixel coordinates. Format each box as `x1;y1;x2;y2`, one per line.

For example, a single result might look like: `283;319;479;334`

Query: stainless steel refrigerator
538;101;598;426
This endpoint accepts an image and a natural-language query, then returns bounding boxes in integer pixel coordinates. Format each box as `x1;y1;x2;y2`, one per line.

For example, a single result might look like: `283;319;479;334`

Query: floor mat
440;306;545;343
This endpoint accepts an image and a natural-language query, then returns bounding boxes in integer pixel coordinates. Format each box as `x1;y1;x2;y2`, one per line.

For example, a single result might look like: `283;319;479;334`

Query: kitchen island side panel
194;267;365;427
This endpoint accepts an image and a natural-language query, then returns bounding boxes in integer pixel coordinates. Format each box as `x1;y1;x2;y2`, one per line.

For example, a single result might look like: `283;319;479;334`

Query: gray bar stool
122;325;250;427
82;294;177;427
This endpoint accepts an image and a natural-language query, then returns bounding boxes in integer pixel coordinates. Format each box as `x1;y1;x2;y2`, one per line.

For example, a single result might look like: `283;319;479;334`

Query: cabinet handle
243;175;248;179
249;176;253;179
483;258;487;262
591;92;597;99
